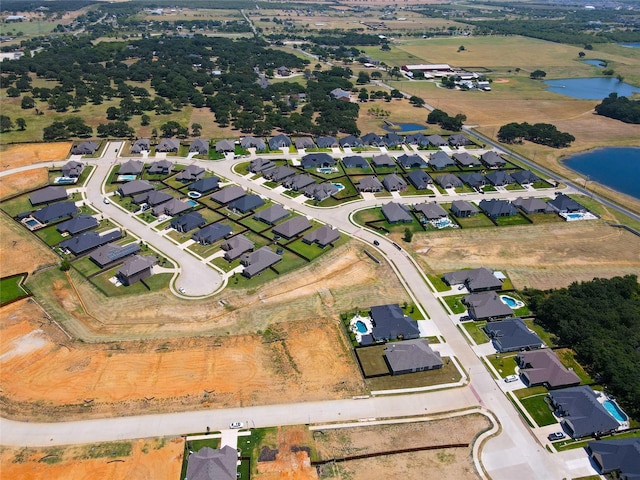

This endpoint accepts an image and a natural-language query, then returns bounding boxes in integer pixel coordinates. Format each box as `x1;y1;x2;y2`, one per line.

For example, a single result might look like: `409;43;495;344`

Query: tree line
524;275;640;421
497;122;575;148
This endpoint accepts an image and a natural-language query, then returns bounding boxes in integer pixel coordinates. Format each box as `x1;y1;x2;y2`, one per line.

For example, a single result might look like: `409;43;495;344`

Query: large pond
563;147;640;199
545;77;640;100
618;43;640;48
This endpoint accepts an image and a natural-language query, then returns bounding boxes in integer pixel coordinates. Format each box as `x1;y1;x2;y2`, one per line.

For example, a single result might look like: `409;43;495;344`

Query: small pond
382;123;427;133
618;43;640;48
545;77;640;100
582;59;607;68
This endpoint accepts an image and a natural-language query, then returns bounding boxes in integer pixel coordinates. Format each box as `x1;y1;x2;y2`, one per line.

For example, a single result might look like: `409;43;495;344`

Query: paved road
0;145;600;478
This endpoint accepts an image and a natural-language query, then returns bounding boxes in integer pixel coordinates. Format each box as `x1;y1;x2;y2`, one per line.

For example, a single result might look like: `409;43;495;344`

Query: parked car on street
230;421;244;429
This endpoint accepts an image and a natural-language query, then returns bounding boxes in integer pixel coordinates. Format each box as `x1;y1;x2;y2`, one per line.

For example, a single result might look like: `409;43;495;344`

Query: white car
504;374;519;383
229;421;244;429
178;287;186;294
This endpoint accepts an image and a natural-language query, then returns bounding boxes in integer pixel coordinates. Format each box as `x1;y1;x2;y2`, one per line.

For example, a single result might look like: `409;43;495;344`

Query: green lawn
34;224;66;245
0;194;33;217
487;353;518;377
524;319;558;347
461;321;489;345
442;294;467;314
0;275;29;305
356;345;391;377
527;212;564;224
71;257;102;277
90;271;172;297
494;214;531;227
454;213;494;229
554;348;594;384
366;357;461;391
519;394;557;427
427;274;451;292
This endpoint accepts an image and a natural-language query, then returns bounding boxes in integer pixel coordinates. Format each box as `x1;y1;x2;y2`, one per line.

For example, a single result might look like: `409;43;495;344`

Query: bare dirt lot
0;436;184;480
313;413;490;480
404;221;640;289
0;169;49;200
256;426;318;480
0;213;58;277
0;142;71;171
0;298;364;421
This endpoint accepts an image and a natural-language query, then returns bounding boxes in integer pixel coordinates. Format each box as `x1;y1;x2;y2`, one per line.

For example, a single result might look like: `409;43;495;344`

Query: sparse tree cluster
427;109;466;131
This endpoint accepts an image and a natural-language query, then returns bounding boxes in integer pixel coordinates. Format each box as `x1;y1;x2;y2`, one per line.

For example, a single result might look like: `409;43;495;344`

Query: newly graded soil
0;437;184;480
0;142;72;170
313;414;490;480
404;221;640;289
255;426;318;480
0;299;364;421
0;213;58;277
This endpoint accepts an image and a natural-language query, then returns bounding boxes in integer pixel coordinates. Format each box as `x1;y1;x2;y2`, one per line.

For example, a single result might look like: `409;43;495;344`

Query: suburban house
228;194;265;213
272;216;312;239
382;173;407;192
414;202;447;221
301;153;335;169
60;230;122;255
316;136;338;148
116;255;156;286
548;386;620;438
89;242;140;268
254;204;290;225
479;199;518;218
370;304;420;342
210;186;246;205
511;170;540;186
406;170;433;190
185;446;238;480
483;318;544;352
459;172;487;190
453;152;481;167
277;66;291;76
513;197;553;214
56;215;98;235
152;198;191;217
192;223;233;245
130;139;150;154
342;155;369;169
398;154;427;169
221;234;254;261
370;154;396;168
485;171;515;187
241;246;282;278
383;132;403;147
269;134;292;150
339;135;363;148
119;159;144;175
384;339;443;375
188;176;220;194
263;165;296;183
429;151;455;170
61;160;84;178
442;267;503;292
330;88;351;101
117;180;154;197
547;193;587;214
405;133;430;147
148;160;173;176
189;138;209;155
361;132;383;146
382;202;413;223
156;138;179;152
71;141;98;155
587;438;640;479
303;182;339;201
302;225;340;247
133;190;173;207
435;173;463;189
357;177;384;192
463;292;514;320
516;349;581;389
240;136;266;151
294;137;315;150
283;174;315;191
426;134;447;147
215;140;235;153
249;158;276;173
170;211;206;233
480;151;506;169
32;202;78;224
451;199;479;217
448;134;470;147
30;186;68;206
176;165;205;182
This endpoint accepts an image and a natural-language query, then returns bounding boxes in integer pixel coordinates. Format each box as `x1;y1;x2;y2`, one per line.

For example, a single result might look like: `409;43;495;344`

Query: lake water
563;147;640;199
382;123;427;132
583;59;606;68
619;43;640;48
545;77;640;100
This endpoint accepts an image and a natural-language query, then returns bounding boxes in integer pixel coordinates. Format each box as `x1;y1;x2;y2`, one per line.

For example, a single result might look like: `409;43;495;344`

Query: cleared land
0;142;72;170
0;437;184;480
0;213;58;277
0;169;49;200
404;220;640;290
313;413;490;480
0;298;364;421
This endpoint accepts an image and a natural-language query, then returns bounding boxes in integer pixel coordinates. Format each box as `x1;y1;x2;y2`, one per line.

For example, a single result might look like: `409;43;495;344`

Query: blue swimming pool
186;199;198;207
603;400;627;422
117;174;137;182
24;219;39;227
567;213;584;220
187;191;202;199
332;182;345;192
355;321;367;333
54;177;76;184
500;295;524;309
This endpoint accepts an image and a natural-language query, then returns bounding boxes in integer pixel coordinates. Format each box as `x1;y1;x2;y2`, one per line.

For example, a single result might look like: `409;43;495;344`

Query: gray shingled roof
459;172;486;189
210;186;246;204
357;176;383;192
342;155;369;169
442;267;502;291
302;225;340;247
56;214;98;235
480;151;505;168
263;165;296;182
301;153;335;169
549;386;621;438
517;349;581;388
29;186;68;206
451;199;479;215
215;140;235;152
414;202;447;220
185;446;237;480
118;159;144;175
32;202;78;223
370;154;396;168
463;292;514;320
548;193;586;213
453;152;480;167
60;230;122;255
175;164;205;182
381;202;412;223
228;194;265;213
156;138;179;152
588;438;640;478
283;174;315;191
370;304;420;342
62;160;84;177
192;223;233;244
241;246;282;277
90;242;140;267
148;160;173;175
249;157;276;173
382;173;407;191
479;199;518;218
303;182;339;201
189;176;219;194
429;151;454;169
152;198;191;216
435;173;462;188
221;234;254;261
272;216;312;239
406;170;433;190
483;318;543;352
117;255;156;278
385;339;442;373
254;204;290;225
485;170;514;186
117;180;154;197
